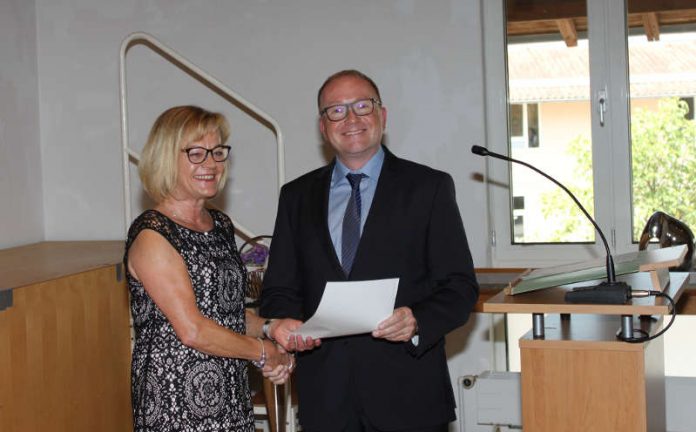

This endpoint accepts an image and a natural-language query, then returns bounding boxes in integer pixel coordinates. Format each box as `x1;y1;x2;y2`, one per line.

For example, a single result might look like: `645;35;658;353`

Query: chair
241;236;300;432
241;235;273;309
252;377;299;432
638;211;695;271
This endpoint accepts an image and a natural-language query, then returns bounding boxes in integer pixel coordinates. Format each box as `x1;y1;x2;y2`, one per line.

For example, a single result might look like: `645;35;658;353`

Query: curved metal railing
119;31;285;239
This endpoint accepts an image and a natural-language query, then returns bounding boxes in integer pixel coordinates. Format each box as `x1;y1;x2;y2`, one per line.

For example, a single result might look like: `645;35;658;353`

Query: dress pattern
125;209;254;432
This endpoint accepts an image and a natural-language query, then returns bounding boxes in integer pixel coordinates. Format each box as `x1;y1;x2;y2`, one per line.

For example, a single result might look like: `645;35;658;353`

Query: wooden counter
0;241;131;432
0;241;125;292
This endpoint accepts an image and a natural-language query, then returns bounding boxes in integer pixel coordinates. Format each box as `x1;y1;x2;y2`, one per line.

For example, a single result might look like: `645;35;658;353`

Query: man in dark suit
260;69;479;432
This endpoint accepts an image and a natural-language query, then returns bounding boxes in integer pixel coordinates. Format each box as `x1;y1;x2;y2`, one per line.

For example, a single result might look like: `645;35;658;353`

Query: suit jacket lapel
351;147;401;276
314;161;346;278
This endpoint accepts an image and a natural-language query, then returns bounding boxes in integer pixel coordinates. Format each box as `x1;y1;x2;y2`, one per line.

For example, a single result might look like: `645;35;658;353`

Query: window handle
597;88;608;127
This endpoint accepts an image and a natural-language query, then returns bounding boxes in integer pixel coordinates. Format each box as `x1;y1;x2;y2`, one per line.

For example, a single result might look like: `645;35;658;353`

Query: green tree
631;98;696;238
539;97;696;241
537;135;594;242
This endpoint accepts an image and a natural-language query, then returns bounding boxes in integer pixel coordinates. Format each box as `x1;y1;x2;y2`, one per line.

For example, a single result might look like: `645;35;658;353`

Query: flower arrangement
241;243;269;267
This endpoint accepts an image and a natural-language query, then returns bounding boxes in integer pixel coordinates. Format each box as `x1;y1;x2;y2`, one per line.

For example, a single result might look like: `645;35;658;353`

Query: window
510;103;540;149
628;34;696;242
507;38;594;244
484;0;696;266
512;195;525;241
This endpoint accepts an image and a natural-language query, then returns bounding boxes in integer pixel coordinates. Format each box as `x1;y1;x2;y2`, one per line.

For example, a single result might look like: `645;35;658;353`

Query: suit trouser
302;354;448;432
304;417;447;432
303;400;448;432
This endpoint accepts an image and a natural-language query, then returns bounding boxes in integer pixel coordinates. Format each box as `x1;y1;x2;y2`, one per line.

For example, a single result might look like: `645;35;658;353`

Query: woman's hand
261;343;294;385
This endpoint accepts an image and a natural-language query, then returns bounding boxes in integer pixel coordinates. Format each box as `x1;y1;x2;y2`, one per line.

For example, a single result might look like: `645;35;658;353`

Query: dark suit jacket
260;147;479;430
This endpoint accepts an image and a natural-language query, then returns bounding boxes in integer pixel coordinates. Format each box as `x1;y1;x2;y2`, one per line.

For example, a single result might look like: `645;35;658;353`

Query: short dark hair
317;69;382;110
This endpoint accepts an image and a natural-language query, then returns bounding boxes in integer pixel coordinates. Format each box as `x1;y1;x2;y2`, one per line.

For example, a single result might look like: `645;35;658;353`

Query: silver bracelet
251;337;266;369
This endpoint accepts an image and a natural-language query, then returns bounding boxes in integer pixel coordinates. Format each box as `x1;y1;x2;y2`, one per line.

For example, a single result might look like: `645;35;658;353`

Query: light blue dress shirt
327;147;418;345
328;146;385;263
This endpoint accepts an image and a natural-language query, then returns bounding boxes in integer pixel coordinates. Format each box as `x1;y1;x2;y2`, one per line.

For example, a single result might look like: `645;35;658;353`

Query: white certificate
293;278;399;339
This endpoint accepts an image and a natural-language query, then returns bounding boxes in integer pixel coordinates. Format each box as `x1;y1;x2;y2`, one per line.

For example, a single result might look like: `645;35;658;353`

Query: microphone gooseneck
472;145;630;304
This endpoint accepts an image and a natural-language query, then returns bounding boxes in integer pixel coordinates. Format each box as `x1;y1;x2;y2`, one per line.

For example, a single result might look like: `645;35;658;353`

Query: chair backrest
638;211;695;271
240;235;272;306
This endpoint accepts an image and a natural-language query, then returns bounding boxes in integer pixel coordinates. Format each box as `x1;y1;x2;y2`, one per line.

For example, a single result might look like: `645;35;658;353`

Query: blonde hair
139;106;230;203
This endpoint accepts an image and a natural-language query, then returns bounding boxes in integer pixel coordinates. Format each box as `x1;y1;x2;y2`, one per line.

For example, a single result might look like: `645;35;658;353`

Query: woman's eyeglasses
181;145;231;164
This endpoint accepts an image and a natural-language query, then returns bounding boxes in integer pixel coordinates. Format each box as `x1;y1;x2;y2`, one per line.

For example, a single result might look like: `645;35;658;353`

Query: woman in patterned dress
125;106;291;431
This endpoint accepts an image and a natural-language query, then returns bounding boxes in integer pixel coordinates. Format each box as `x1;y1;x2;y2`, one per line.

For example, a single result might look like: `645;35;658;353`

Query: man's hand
372;306;417;342
269;318;322;352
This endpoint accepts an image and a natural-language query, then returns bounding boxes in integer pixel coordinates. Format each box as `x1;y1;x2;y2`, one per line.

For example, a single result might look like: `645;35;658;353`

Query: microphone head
471;145;489;156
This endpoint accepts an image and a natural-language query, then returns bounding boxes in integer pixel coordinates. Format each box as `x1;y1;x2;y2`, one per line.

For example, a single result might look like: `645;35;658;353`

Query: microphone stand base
564;281;631;304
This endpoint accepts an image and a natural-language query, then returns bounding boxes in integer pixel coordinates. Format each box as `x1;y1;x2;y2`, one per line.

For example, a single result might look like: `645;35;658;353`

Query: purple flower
241;244;269;266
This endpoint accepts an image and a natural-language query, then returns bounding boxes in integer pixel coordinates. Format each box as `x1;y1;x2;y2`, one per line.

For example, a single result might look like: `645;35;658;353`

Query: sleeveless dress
124;209;255;432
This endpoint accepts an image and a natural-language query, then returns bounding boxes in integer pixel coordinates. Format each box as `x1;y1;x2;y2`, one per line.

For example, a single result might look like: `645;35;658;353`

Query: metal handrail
119;31;285;238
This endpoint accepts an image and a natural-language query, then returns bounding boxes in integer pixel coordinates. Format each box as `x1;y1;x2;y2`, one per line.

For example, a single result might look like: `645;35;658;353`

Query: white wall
0;0;44;249
30;0;490;266
1;3;496;429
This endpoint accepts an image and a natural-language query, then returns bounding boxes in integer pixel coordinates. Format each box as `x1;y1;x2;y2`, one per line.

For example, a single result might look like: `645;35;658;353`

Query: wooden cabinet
0;241;131;432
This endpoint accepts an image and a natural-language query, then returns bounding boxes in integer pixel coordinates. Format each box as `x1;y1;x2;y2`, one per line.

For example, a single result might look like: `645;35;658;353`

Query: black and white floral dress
125;209;254;432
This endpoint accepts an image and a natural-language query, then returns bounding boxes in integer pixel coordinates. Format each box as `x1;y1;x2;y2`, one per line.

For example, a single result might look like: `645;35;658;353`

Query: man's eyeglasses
181;145;231;164
320;98;381;122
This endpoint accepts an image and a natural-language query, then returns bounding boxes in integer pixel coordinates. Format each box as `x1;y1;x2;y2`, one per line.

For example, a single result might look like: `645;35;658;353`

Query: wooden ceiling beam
506;0;696;22
506;0;696;38
642;12;660;41
628;0;696;14
507;0;585;23
556;19;578;47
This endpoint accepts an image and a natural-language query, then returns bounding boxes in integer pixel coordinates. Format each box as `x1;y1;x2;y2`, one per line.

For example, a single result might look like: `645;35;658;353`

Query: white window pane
507;15;595;244
628;30;696;244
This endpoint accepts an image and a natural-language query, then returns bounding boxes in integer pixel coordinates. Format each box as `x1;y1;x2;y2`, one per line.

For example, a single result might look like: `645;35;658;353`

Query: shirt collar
331;146;385;187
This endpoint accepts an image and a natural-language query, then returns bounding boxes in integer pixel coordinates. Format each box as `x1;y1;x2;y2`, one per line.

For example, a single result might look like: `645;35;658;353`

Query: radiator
457;372;696;431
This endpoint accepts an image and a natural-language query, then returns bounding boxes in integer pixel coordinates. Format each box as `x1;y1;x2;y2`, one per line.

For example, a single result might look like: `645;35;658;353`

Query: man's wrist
410;320;419;346
262;319;276;341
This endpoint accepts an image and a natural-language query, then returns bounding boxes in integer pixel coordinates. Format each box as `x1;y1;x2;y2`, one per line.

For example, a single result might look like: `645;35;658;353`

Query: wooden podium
484;272;689;432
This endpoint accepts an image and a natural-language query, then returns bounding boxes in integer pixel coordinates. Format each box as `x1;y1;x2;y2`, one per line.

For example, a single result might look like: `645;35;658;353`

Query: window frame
482;0;634;268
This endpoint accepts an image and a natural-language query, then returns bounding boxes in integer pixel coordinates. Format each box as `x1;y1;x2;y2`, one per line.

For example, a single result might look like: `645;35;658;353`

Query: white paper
293;278;399;339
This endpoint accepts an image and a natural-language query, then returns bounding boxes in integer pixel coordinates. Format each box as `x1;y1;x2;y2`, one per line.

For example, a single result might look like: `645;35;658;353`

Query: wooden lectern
484;271;689;431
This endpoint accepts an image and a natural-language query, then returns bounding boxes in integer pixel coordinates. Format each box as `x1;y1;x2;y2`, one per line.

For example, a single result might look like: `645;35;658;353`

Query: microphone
471;145;631;304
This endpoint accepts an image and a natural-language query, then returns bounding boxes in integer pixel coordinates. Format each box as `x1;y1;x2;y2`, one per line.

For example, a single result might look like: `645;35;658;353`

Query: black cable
619;290;677;343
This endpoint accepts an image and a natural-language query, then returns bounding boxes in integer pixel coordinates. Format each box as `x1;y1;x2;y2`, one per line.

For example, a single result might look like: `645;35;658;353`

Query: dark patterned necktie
342;173;366;275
